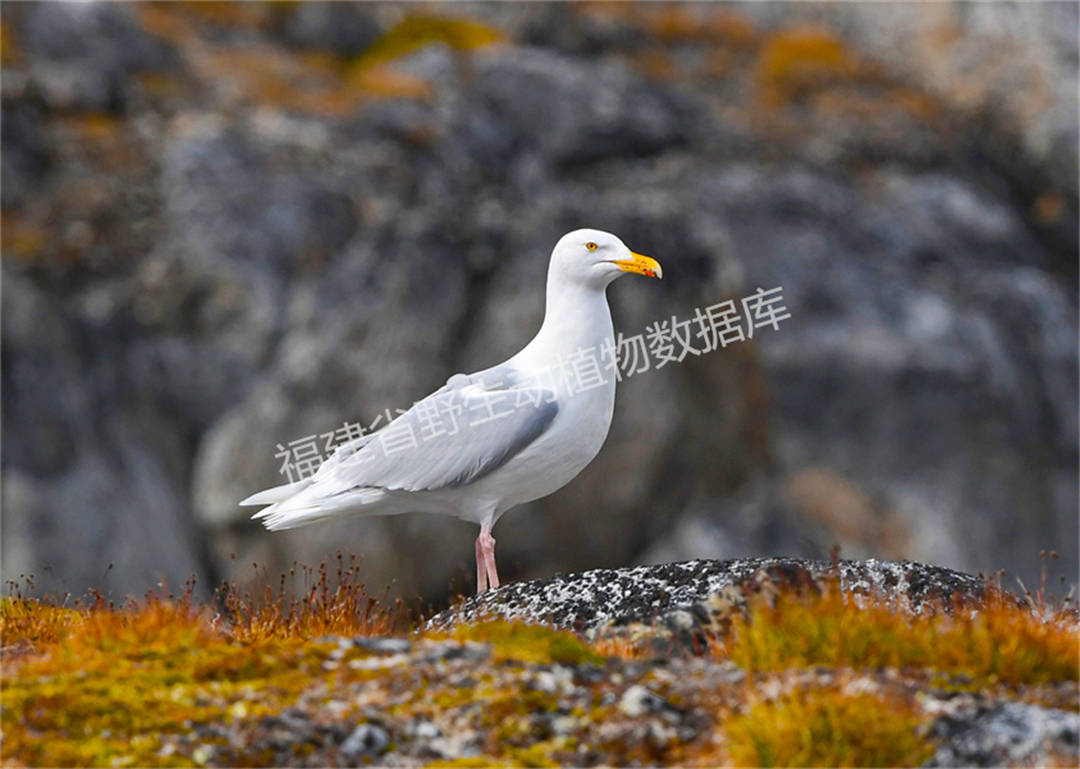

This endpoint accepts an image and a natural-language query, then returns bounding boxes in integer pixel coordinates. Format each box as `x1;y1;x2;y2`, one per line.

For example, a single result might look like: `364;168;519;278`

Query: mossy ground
723;689;935;768
719;575;1078;689
443;620;605;667
2;558;1076;767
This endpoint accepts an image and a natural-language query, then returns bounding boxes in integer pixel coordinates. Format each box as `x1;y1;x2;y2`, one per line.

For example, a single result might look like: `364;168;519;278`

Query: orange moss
632;49;681;81
0;213;47;261
578;3;757;47
645;5;757;47
67;112;124;143
54;112;137;170
810;88;942;131
2;555;403;655
1033;191;1066;225
134;8;489;114
640;6;717;42
699;48;736;78
716;581;1079;689
134;2;277;49
0;19;18;67
589;634;641;660
136;71;187;102
1;598;79;648
703;10;758;48
756;26;859;105
345;65;434;102
217;553;405;642
156;1;272;31
889;86;944;123
199;46;364;116
133;3;199;46
1;558;403;767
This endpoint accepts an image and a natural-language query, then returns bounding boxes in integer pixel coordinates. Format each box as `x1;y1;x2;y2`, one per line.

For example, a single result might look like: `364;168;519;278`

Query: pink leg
478;528;499;590
475;535;488;593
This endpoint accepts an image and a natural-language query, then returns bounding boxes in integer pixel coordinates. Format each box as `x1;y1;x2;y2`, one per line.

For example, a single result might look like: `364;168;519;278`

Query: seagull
240;229;662;593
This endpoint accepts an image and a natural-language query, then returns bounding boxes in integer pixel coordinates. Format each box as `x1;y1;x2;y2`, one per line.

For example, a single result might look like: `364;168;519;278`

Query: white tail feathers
241;480;393;531
259;504;339;531
239;478;314;509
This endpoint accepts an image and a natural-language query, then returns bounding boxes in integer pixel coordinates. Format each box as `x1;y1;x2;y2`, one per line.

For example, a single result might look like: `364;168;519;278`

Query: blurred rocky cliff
2;2;1076;603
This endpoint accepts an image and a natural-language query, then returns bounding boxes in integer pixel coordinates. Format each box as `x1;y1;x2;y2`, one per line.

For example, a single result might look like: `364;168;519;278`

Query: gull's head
548;228;662;290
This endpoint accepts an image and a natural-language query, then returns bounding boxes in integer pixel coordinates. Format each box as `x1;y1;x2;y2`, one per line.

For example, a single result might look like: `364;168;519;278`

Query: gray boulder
14;2;177;112
427;557;990;644
926;702;1080;768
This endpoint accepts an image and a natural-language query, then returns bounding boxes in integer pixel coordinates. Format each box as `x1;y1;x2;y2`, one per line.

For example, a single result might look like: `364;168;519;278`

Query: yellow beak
612;252;663;280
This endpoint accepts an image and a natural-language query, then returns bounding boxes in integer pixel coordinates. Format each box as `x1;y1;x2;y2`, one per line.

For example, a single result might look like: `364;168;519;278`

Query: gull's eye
586;242;598;251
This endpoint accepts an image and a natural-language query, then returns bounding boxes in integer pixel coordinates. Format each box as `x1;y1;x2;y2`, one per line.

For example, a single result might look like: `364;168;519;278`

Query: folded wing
314;376;559;497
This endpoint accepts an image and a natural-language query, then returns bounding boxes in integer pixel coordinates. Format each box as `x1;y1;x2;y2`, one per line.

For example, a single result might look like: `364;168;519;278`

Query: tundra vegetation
2;554;1076;767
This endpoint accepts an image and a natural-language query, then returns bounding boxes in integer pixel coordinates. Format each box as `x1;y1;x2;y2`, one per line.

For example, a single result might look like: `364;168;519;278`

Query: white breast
436;282;620;524
484;372;616;517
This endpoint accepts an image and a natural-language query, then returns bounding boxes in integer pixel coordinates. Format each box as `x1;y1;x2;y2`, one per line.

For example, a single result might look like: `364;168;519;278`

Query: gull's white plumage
240;229;662;592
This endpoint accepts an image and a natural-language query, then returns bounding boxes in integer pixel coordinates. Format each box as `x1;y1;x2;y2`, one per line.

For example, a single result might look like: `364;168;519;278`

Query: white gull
240;229;662;593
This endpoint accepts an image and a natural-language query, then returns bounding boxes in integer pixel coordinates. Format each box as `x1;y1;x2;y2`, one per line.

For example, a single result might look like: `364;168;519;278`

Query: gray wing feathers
312;430;378;476
317;381;558;495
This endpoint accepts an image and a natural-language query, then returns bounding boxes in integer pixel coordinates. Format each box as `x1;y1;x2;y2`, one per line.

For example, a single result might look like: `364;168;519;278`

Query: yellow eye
586;242;598;251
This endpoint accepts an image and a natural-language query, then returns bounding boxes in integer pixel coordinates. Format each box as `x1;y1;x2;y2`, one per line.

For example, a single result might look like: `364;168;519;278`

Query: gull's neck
511;275;614;370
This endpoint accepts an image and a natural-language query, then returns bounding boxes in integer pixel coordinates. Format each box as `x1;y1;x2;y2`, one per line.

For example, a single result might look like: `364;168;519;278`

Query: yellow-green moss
426;758;507;769
447;620;605;666
354;14;502;69
724;689;936;768
506;741;565;767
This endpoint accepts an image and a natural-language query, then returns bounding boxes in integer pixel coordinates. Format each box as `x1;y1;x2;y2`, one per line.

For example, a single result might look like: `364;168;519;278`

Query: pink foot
475;535;488;593
477;529;499;592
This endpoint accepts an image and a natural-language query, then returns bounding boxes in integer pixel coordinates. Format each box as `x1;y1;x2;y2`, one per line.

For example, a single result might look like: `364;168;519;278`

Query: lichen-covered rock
14;3;178;111
427;557;990;650
925;702;1080;768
